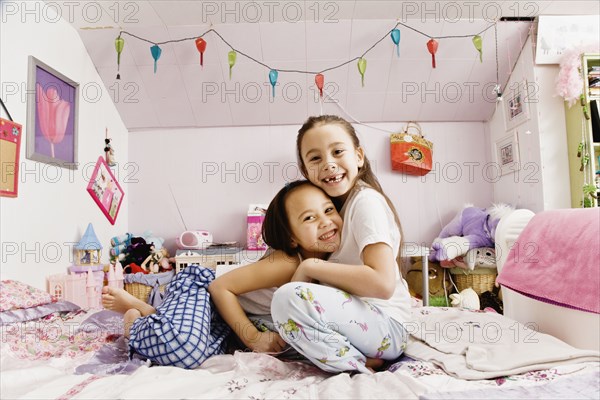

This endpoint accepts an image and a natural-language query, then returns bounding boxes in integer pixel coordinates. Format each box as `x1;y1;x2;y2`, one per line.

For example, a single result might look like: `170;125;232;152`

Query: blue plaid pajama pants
128;265;230;369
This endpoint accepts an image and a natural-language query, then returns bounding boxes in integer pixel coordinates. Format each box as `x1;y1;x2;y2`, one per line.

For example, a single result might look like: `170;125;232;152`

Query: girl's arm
208;250;299;352
294;242;397;299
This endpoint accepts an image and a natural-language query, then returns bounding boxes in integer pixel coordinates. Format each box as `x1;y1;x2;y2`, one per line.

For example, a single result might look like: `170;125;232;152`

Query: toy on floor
405;259;451;299
430;204;514;262
449;288;480;310
441;247;497;271
480;286;503;314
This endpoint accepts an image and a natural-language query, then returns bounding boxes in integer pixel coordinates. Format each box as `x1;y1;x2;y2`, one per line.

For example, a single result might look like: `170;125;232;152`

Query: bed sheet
1;308;598;399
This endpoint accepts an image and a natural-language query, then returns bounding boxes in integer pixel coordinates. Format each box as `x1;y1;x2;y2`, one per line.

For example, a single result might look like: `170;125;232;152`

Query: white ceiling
59;1;600;130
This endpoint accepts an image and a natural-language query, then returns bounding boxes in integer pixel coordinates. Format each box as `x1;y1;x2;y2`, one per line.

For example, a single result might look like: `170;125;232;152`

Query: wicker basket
124;271;174;303
450;268;497;295
124;282;166;302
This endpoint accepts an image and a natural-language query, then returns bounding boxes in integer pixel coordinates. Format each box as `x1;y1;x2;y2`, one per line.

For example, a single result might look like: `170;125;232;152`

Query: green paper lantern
472;35;483;62
228;50;237;80
115;36;124;79
357;58;367;87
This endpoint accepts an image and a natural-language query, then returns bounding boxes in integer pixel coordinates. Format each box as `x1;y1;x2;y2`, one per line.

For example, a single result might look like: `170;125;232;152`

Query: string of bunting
114;20;502;100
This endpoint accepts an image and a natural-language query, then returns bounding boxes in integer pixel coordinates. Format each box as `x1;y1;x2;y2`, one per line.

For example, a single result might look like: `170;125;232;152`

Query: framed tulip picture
26;56;79;169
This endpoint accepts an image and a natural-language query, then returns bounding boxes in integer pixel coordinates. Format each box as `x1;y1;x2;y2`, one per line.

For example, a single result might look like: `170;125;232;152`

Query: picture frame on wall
495;131;520;176
87;156;124;225
535;15;600;64
26;56;79;169
504;80;530;131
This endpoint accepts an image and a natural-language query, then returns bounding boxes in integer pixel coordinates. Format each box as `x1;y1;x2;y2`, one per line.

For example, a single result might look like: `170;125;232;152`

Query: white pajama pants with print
271;282;408;374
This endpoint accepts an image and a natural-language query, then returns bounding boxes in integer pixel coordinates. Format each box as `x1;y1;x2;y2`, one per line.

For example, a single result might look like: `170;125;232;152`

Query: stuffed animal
449;288;480;310
405;260;451;298
120;237;154;268
110;231;166;268
441;247;497;271
430;204;513;262
141;247;171;273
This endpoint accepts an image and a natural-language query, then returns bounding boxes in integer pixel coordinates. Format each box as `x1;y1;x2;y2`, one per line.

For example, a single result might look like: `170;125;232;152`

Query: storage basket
124;271;174;303
450;268;497;295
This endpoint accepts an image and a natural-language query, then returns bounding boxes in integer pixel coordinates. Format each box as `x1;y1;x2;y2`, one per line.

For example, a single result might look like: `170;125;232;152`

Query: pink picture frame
87;156;124;225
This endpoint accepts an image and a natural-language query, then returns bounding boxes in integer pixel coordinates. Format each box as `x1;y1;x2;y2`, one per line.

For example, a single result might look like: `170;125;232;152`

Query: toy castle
46;223;124;309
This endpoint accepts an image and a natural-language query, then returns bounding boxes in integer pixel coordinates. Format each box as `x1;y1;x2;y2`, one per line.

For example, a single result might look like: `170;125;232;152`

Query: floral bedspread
1;308;598;399
1;309;123;362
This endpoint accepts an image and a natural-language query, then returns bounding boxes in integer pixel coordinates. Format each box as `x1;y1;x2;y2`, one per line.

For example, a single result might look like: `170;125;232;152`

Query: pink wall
128;121;492;253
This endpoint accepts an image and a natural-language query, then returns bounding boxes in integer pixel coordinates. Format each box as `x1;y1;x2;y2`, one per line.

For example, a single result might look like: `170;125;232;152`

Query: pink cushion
0;280;53;312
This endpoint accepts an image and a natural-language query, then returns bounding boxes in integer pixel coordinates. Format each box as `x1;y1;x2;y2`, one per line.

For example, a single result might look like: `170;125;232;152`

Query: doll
104;138;116;166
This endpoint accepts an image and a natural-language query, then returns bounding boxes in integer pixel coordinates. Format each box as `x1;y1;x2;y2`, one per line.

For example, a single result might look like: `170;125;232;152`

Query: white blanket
405;308;600;380
3;351;429;399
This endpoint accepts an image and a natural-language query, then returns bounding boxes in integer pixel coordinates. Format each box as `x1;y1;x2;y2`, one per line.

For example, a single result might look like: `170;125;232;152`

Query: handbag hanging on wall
0;98;22;197
390;121;433;176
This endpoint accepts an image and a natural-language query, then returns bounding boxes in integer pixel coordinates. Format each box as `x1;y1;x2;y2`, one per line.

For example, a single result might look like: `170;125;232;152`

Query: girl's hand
247;331;287;353
291;258;320;282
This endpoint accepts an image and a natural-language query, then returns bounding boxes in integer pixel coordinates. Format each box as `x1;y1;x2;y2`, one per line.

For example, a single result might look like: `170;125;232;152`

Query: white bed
2;213;599;399
1;304;598;399
495;209;600;352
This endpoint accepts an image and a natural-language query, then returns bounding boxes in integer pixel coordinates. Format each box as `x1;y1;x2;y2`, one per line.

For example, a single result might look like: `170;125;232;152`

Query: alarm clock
176;230;213;250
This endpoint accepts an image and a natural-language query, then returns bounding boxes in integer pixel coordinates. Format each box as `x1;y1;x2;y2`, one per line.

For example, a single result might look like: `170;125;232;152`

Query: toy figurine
104;137;116;167
449;288;480;310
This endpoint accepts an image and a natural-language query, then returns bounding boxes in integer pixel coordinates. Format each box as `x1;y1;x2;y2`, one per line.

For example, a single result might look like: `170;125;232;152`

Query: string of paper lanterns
114;21;498;99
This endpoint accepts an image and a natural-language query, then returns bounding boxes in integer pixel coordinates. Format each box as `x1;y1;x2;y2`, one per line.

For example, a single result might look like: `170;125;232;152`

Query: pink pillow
0;280;53;312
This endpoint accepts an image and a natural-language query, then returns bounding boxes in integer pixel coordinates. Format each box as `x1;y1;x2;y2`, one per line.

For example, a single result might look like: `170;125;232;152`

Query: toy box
247;204;267;250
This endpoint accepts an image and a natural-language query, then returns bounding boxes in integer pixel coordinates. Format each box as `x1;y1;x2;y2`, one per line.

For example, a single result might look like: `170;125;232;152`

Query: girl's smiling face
299;123;364;202
285;184;343;259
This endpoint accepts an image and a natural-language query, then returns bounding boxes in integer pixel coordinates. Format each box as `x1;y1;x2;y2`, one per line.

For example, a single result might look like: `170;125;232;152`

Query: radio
176;230;213;250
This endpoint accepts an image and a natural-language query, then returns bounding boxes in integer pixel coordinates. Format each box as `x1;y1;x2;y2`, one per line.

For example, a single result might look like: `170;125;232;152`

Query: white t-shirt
215;251;300;316
329;185;411;323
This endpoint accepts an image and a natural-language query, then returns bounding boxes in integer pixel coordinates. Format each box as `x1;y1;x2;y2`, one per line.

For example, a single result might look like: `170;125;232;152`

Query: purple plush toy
430;204;514;262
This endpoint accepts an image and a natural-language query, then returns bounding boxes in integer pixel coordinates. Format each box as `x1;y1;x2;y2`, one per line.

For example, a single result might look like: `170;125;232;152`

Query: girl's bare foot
123;308;142;338
102;287;155;316
365;357;385;371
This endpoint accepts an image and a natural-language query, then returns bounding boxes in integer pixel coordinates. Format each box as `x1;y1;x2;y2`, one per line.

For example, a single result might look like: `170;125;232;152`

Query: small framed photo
495;131;520;176
87;156;124;225
504;81;530;131
26;56;79;169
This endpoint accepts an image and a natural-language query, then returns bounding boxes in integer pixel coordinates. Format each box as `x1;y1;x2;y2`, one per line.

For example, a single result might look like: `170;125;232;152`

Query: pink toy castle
46;223;124;309
46;262;124;309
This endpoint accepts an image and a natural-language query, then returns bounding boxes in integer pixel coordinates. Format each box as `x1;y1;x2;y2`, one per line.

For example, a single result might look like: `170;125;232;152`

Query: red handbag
390;122;433;176
0;98;22;197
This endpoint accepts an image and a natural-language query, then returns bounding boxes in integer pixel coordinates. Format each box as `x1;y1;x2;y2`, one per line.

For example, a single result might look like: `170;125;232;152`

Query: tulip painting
28;60;78;168
36;83;70;158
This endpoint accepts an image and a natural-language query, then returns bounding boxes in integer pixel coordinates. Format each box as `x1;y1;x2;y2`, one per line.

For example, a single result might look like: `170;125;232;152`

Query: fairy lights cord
114;21;497;82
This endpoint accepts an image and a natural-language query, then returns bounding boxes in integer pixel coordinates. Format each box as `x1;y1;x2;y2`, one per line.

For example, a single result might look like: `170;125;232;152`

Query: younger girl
209;180;342;354
102;181;342;367
271;115;411;374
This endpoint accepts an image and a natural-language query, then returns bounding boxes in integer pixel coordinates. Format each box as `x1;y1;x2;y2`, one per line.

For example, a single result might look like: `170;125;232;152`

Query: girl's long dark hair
262;180;312;257
296;115;404;263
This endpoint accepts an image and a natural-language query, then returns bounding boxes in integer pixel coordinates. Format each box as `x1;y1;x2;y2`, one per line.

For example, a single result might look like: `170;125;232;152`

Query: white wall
129;122;492;254
0;1;129;289
487;36;570;211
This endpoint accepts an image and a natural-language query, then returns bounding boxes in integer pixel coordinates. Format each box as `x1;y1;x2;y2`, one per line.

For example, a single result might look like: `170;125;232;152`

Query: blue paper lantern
390;29;401;57
150;44;162;73
269;69;278;98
